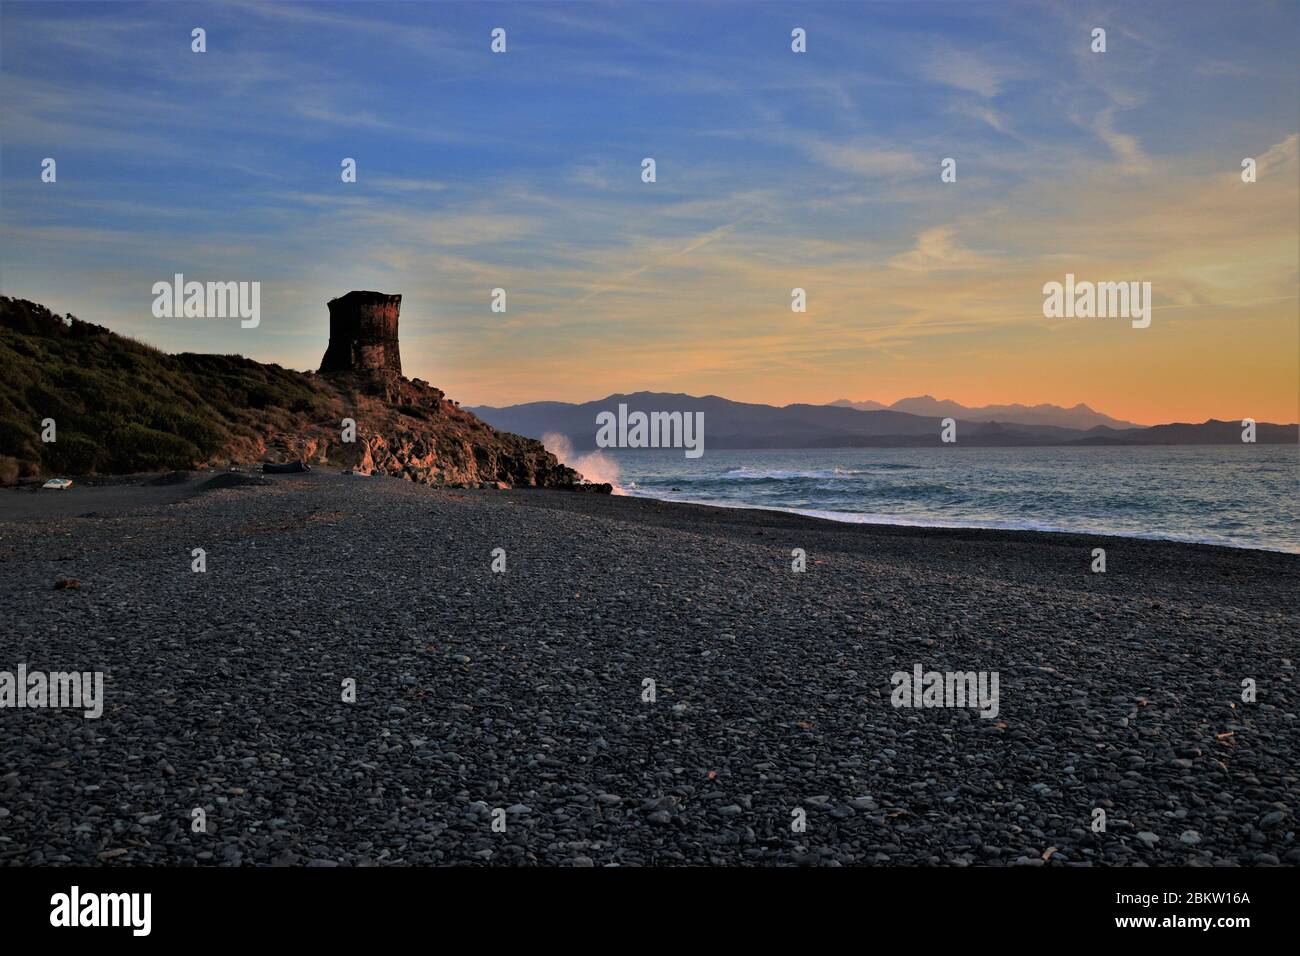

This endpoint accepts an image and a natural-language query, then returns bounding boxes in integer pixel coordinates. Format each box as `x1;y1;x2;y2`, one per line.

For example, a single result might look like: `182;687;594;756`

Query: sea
590;445;1300;554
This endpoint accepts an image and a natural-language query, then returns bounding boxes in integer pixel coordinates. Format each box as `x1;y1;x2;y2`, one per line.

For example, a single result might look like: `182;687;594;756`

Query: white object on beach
42;478;74;490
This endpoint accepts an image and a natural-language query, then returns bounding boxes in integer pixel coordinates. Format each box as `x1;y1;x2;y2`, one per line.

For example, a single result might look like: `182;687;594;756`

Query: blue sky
2;0;1297;421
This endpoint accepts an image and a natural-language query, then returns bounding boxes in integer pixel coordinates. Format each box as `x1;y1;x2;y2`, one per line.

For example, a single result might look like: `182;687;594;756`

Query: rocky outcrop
270;368;606;490
269;293;610;491
320;291;403;375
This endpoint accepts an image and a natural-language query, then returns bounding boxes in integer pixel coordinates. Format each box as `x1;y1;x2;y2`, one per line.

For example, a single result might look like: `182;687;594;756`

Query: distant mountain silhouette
470;392;1298;450
828;398;888;411
830;395;1142;430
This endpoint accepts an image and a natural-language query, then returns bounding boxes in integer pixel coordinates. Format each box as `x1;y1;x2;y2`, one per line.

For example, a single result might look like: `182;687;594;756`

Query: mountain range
469;392;1298;450
828;397;1142;430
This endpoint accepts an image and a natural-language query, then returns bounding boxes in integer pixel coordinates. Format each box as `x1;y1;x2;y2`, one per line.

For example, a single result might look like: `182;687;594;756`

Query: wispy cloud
919;46;1016;98
805;140;923;178
1084;107;1150;172
888;227;996;273
578;220;743;303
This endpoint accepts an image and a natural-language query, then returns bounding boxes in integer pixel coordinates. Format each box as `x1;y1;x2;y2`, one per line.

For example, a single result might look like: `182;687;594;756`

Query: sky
1;0;1297;425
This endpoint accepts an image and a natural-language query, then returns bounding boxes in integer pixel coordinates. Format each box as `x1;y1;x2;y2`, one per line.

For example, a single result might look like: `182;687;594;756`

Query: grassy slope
0;297;332;481
0;297;593;490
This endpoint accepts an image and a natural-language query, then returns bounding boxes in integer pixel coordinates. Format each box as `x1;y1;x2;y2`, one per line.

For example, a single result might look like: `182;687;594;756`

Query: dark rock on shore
146;471;194;486
198;472;272;492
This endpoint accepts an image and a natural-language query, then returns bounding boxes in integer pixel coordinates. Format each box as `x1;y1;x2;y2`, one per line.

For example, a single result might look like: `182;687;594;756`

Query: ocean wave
722;467;844;479
720;464;922;479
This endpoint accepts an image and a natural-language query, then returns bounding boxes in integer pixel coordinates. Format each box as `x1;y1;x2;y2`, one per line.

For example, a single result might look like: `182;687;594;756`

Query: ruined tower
319;291;403;375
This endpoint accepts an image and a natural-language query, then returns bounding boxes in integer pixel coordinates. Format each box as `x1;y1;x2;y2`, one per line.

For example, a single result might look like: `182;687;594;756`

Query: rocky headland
0;295;609;492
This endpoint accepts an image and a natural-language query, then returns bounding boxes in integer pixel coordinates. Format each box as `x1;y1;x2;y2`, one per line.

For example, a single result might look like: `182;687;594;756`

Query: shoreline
4;467;1297;557
615;488;1300;556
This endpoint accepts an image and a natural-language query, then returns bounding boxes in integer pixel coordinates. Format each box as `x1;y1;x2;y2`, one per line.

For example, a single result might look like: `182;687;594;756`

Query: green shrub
106;424;202;472
148;409;225;453
24;382;79;421
247;386;276;409
0;416;38;458
43;433;105;474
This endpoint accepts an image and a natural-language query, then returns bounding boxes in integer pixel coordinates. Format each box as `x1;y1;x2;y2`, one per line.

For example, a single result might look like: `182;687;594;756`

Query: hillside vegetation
0;297;595;490
0;297;329;482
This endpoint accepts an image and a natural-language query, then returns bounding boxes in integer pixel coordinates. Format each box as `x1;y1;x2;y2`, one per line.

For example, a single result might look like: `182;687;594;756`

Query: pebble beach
1;471;1296;866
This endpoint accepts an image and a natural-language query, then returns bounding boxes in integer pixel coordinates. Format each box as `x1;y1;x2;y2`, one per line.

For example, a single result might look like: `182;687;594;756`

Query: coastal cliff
0;295;609;492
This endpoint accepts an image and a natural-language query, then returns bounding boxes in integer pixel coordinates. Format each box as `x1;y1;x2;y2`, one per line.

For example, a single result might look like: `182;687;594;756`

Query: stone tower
319;291;403;375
